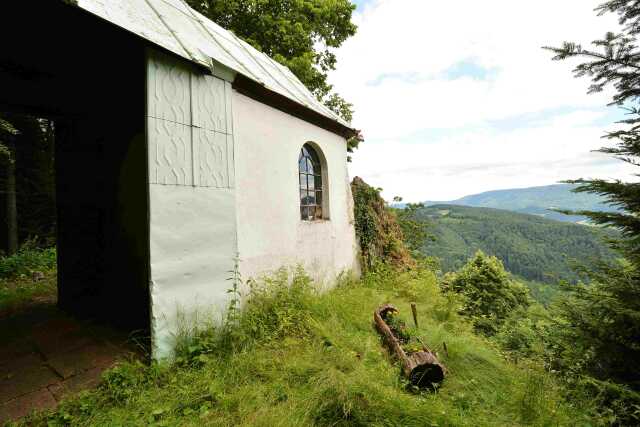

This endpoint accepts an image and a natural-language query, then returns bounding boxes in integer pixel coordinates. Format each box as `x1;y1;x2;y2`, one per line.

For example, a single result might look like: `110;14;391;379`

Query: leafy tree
442;251;530;335
390;197;431;255
186;0;363;156
545;0;640;392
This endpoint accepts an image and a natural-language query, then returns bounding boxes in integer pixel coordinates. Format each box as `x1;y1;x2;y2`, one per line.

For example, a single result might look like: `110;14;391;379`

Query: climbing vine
351;177;414;272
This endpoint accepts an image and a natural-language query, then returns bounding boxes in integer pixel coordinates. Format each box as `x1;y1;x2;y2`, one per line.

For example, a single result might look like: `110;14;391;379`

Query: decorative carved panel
148;118;192;186
196;129;230;187
147;50;234;188
192;74;227;134
148;54;191;126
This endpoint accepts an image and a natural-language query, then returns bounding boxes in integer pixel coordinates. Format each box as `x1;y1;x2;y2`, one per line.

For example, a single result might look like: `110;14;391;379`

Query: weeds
0;240;56;279
16;265;599;426
0;243;57;312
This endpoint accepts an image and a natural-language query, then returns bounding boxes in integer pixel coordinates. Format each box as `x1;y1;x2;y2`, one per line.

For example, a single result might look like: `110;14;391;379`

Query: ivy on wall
351;177;414;272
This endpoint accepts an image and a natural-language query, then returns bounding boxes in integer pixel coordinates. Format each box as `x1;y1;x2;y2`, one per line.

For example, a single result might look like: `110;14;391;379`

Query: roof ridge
174;0;260;82
225;30;313;109
73;0;354;135
141;0;198;63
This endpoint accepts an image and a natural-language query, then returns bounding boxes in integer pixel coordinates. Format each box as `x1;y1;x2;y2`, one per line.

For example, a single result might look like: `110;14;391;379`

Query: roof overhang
62;0;357;139
233;74;357;139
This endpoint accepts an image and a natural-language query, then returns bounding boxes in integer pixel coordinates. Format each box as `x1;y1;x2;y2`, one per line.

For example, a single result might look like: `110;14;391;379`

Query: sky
331;0;637;202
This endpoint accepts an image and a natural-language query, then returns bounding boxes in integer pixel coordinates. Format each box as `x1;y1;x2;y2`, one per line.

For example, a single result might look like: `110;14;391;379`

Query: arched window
299;143;323;220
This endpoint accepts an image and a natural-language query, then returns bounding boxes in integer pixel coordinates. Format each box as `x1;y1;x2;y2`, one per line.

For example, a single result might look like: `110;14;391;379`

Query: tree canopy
186;1;362;155
544;0;640;404
418;205;617;285
186;1;358;119
442;251;530;335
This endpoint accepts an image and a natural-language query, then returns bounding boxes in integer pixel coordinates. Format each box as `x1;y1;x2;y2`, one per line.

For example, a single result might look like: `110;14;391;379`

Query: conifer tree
544;0;640;390
0;117;18;255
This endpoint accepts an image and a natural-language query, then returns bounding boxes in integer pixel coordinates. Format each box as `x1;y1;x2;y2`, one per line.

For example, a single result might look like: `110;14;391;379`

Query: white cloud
348;111;635;201
330;0;635;201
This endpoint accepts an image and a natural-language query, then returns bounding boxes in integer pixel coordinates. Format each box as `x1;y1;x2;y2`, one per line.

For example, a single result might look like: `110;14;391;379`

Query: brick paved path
0;304;139;424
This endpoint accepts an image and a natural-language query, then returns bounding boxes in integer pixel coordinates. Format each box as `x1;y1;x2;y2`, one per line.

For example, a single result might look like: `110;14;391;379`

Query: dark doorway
0;1;150;329
0;3;151;420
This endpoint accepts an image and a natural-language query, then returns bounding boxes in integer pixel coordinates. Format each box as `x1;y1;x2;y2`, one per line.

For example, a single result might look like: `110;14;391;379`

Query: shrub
238;266;316;343
442;251;530;335
0;241;56;279
174;267;317;364
100;361;153;404
568;376;640;425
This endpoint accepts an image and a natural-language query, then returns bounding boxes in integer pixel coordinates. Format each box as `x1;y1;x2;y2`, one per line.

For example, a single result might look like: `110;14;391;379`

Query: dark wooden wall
0;2;150;330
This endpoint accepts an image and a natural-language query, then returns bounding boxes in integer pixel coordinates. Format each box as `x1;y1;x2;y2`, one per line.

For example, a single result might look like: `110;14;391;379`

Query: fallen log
374;304;446;389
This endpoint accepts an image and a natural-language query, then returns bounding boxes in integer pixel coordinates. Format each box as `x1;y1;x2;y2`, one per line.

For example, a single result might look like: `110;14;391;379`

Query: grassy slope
21;268;595;427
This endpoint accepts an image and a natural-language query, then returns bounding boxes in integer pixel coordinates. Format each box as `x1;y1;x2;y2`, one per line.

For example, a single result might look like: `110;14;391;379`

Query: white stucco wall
233;92;360;286
147;49;237;358
146;49;359;359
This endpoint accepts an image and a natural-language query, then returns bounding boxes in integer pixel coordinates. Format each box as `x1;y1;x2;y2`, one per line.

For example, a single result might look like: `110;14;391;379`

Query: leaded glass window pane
299;144;323;220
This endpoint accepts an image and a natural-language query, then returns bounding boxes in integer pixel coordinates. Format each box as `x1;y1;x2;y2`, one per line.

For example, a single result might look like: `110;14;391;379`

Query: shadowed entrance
0;2;151;421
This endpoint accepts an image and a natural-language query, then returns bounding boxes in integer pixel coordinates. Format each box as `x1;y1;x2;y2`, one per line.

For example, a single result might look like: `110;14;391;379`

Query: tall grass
0;242;56;279
19;265;598;426
0;244;57;312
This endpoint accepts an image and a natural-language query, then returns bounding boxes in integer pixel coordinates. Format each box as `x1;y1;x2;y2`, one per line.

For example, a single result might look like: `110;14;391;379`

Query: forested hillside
425;184;616;223
418;205;616;283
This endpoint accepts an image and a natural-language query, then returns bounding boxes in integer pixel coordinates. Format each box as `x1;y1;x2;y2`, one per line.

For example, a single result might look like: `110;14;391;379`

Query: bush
442;251;530;335
174;267;316;364
238;267;316;344
568;376;640;425
493;304;550;359
0;242;56;279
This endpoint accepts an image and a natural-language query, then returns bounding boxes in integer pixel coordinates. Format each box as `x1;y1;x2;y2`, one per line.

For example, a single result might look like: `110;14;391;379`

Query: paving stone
32;314;79;333
0;341;37;369
46;382;65;402
0;360;60;403
46;343;123;380
0;306;58;341
0;388;57;424
32;325;98;359
0;303;142;422
0;353;43;378
48;366;104;401
88;323;138;349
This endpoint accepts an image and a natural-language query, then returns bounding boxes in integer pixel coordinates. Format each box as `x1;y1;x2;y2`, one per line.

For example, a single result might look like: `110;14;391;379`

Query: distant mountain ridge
425;184;616;223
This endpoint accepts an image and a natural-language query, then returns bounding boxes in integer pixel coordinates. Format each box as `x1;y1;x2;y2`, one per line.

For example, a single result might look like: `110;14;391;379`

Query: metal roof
73;0;352;131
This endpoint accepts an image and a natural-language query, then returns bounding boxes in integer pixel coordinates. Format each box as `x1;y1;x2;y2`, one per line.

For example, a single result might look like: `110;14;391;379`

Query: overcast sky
332;0;636;202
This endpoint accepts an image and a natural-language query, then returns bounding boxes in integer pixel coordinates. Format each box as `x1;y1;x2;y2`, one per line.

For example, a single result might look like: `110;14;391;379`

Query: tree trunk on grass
374;304;445;389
